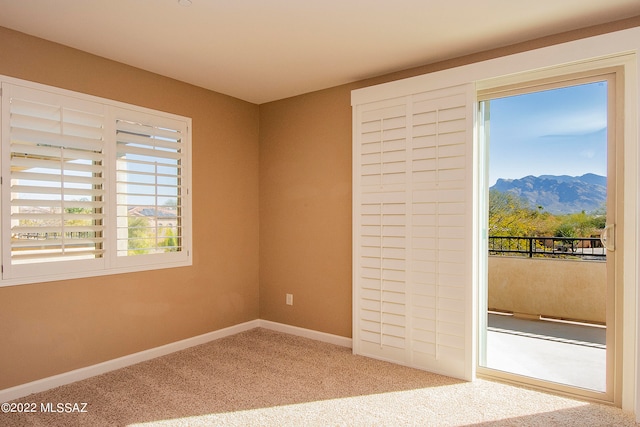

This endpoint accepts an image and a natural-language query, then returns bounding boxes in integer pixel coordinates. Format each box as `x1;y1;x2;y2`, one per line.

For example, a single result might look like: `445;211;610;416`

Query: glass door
477;71;620;402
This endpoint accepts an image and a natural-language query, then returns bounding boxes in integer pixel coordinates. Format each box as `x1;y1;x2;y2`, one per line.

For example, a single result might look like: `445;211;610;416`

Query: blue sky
488;81;608;186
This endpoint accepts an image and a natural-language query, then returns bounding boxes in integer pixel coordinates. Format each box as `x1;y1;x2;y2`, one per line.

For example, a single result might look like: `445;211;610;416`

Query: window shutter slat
12;140;104;162
11;213;103;221
11;239;104;249
11;127;105;152
11;170;103;186
11;185;104;198
11;249;105;262
11;226;102;236
116;131;181;151
116;143;182;161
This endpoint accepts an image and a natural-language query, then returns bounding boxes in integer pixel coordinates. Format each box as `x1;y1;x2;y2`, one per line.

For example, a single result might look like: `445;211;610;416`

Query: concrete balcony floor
484;313;606;392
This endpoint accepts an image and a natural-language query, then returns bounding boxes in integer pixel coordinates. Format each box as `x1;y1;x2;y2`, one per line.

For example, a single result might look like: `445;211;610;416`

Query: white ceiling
0;1;639;104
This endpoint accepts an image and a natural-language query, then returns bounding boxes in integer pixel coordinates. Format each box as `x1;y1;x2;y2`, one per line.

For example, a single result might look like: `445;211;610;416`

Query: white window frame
0;76;192;287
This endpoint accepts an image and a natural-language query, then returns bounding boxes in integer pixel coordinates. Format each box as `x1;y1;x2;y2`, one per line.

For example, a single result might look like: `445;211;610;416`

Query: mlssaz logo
40;402;88;413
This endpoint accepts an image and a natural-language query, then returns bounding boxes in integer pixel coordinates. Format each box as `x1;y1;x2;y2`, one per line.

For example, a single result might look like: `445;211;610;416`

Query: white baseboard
0;319;351;403
258;320;352;348
0;319;260;403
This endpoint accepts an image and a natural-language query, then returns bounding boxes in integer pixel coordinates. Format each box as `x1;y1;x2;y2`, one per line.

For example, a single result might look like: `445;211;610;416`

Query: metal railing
488;236;605;260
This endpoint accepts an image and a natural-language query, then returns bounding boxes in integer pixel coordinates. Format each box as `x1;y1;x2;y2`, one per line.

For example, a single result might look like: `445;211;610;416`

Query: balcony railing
489;236;605;260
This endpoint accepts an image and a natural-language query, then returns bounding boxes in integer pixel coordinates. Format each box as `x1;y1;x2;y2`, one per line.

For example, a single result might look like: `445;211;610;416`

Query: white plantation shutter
357;101;409;362
2;84;106;278
408;88;472;377
353;84;473;380
114;110;186;263
0;78;191;286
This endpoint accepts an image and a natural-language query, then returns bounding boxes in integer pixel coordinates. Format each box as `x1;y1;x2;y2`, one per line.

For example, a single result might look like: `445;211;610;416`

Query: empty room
1;1;640;425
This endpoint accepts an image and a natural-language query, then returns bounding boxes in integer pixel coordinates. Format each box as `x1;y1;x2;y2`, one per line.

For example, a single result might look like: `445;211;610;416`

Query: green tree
589;203;607;230
554;210;604;238
128;217;154;255
489;190;544;236
159;227;178;252
554;222;577;238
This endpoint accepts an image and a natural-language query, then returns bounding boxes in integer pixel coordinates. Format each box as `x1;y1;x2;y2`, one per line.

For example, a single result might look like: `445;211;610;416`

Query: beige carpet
2;328;638;426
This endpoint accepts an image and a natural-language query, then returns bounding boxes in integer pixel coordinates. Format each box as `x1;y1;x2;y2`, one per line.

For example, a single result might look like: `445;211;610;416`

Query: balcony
485;236;606;391
488;236;605;323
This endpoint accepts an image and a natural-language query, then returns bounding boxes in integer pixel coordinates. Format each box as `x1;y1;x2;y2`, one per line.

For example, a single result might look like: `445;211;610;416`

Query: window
1;79;191;285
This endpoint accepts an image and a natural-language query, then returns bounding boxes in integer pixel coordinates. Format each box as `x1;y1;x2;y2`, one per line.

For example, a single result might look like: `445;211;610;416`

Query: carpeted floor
2;328;638;426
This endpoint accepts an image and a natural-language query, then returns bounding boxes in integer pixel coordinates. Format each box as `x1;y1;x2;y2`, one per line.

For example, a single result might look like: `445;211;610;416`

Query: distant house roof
127;206;177;219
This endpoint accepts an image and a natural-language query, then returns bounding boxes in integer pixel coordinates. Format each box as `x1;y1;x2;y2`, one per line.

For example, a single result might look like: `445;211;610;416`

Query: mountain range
490;173;606;214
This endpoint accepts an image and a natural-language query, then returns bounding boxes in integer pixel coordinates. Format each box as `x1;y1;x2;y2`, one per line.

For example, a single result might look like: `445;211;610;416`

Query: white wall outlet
286;293;293;305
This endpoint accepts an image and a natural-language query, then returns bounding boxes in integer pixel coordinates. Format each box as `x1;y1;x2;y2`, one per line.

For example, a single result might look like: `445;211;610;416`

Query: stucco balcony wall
488;256;606;324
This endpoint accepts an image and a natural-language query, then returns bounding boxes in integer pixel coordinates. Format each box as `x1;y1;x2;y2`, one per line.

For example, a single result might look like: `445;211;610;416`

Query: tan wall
258;17;640;338
0;27;260;389
488;257;607;323
259;87;353;337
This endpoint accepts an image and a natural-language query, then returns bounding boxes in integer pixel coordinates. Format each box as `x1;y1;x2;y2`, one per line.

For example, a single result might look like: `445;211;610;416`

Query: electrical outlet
286;293;293;305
